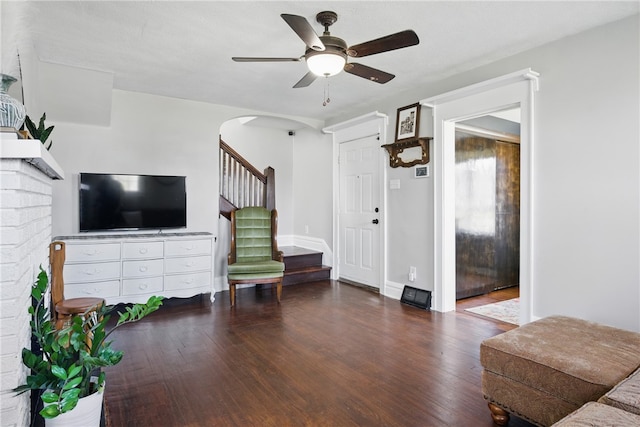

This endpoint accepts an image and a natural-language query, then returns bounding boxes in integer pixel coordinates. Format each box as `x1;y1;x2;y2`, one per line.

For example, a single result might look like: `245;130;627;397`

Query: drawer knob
139;266;148;272
139;283;148;290
84;288;100;295
139;248;148;254
84;268;102;275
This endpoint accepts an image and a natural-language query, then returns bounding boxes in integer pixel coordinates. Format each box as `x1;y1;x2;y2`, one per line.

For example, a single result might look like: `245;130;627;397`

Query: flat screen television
79;173;186;232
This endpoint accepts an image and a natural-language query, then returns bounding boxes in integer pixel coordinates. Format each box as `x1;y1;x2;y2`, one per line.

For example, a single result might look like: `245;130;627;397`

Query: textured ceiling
7;1;639;124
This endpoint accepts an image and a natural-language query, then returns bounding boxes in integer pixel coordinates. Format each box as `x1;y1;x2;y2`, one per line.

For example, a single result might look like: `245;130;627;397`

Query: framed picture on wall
395;103;421;142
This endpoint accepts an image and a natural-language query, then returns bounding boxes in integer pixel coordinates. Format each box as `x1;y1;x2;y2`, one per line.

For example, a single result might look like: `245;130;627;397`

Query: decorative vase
0;73;26;130
44;386;104;427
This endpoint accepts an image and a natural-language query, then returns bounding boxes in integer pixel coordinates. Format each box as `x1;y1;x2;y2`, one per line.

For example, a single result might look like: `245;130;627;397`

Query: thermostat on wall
414;165;429;178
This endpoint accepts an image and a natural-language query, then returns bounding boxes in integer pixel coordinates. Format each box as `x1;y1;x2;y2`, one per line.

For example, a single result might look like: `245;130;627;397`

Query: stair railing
219;138;275;218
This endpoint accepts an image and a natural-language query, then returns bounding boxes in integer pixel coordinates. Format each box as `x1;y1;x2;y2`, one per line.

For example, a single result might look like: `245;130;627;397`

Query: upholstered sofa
480;315;640;426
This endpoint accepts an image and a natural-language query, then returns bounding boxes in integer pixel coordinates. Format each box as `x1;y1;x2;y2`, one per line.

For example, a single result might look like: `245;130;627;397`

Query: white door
339;135;381;287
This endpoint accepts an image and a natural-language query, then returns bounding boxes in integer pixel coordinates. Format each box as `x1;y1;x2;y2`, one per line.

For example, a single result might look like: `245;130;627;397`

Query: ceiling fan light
306;52;346;77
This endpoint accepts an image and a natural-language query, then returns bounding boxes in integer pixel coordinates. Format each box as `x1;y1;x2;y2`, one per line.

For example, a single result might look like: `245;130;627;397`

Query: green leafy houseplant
24;113;54;150
14;267;164;419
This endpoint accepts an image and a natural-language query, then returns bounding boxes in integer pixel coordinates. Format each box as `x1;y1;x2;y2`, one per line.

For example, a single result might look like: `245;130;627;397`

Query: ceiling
6;1;639;124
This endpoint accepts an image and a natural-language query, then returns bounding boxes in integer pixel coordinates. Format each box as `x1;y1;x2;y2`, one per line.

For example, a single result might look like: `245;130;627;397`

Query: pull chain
322;76;331;107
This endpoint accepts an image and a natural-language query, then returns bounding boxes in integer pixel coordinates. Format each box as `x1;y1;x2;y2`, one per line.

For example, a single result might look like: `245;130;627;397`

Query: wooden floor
105;281;532;426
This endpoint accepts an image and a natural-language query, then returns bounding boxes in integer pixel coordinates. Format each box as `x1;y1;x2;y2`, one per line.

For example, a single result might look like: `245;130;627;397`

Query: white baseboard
214;275;227;293
384;280;405;300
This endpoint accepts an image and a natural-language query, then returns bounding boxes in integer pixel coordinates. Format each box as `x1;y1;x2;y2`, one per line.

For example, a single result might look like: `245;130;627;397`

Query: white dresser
54;232;215;304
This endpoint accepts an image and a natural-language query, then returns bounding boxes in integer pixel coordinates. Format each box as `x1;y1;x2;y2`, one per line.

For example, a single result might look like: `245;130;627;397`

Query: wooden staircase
281;247;332;286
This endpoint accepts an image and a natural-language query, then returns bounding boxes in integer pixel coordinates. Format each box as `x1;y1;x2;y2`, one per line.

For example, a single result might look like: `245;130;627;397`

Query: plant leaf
38;113;46;132
41;392;59;404
67;364;82;379
40;404;60;419
51;365;67;380
40;126;54;143
60;395;79;413
24;116;37;137
63;376;83;390
62;388;81;399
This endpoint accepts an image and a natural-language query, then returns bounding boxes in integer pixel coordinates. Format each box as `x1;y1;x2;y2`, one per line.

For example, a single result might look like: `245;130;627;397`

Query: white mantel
0;136;65;180
0;134;64;426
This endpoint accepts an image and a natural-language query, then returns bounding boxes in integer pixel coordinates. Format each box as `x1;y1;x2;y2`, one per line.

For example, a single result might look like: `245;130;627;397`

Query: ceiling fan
232;11;420;88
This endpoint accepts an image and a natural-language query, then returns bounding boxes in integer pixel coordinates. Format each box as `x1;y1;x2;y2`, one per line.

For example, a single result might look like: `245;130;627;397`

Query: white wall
326;15;640;331
385;132;434;289
291;127;334;247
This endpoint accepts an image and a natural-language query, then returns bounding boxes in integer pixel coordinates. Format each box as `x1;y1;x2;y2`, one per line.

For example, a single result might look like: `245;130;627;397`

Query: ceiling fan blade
344;63;395;84
281;14;325;51
347;30;419;58
293;71;318;88
232;57;301;62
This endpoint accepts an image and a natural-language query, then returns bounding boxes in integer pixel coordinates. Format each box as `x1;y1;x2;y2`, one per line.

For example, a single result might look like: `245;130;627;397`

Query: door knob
372;219;379;224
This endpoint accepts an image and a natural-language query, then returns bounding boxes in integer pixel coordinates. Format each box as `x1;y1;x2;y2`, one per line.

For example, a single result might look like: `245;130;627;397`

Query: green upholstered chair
227;207;285;307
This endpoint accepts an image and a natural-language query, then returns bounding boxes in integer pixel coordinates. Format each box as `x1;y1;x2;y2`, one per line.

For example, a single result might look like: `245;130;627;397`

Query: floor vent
401;286;432;310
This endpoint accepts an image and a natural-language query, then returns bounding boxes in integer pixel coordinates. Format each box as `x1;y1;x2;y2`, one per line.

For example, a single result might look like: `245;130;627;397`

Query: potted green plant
14;267;164;425
24;113;54;150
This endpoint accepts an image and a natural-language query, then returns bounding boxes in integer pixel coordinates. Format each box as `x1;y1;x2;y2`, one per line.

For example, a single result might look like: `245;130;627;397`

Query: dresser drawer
65;243;121;262
122;277;163;296
65;280;120;299
65;262;121;283
122;259;163;278
123;241;164;259
165;255;211;274
165;239;212;257
164;272;211;291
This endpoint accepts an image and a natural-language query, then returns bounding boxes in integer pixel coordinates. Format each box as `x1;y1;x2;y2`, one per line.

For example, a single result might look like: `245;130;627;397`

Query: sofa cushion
551;402;640;426
481;316;640;406
598;367;640;415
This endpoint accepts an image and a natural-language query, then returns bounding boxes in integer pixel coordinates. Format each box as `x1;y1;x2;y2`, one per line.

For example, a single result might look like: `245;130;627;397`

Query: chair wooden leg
55;312;71;331
276;281;282;303
229;284;236;307
488;403;509;426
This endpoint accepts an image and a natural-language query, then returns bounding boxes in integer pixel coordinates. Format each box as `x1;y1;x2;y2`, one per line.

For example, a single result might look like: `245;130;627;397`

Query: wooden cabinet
55;232;214;304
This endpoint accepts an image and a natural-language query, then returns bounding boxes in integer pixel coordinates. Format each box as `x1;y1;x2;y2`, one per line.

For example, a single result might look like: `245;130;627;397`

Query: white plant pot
44;386;104;427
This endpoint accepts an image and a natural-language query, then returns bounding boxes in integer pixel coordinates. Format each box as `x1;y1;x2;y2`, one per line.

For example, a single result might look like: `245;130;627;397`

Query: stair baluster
219;137;275;219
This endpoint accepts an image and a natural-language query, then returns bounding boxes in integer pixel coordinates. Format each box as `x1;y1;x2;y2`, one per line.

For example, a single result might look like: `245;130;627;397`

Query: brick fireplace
0;136;63;426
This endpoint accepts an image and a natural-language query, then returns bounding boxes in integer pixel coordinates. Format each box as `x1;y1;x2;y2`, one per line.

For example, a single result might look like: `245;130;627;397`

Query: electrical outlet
305;225;309;234
409;266;417;282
